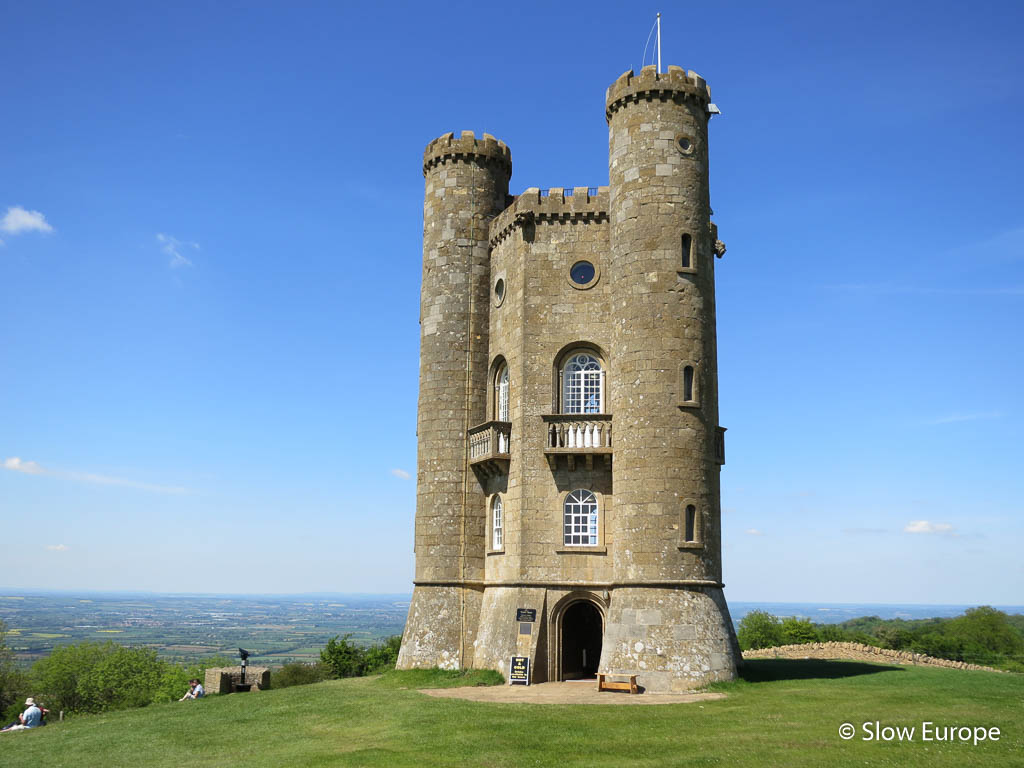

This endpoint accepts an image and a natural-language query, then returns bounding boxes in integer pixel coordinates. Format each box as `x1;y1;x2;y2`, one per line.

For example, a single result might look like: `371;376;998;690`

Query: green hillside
1;662;1020;767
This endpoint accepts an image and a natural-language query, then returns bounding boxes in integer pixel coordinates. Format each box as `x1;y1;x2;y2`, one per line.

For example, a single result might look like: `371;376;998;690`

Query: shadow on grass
736;658;905;682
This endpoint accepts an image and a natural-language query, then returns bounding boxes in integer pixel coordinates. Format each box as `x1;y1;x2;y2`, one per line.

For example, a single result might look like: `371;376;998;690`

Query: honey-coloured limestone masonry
397;66;741;692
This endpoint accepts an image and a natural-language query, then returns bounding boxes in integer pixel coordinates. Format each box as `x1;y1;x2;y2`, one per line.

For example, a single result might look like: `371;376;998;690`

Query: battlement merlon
489;186;610;247
423;130;512;179
605;65;712;122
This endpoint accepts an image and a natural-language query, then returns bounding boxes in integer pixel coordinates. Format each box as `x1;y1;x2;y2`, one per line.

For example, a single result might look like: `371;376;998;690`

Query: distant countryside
0;593;409;667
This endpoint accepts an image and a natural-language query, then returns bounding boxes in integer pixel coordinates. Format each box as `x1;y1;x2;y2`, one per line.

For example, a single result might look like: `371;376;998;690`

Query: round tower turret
397;131;511;670
602;65;739;689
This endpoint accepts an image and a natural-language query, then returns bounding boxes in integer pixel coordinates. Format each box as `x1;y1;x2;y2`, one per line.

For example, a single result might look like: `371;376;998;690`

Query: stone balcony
468;420;511;476
542;413;612;470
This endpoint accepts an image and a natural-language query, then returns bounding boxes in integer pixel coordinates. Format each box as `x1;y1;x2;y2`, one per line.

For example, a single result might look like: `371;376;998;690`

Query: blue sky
1;0;1021;603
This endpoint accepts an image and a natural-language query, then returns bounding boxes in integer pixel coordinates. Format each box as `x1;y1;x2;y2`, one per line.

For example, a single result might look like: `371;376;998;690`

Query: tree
817;624;846;642
320;634;366;678
947;607;1024;658
31;641;111;713
736;611;783;651
364;635;401;674
0;620;29;720
779;617;818;645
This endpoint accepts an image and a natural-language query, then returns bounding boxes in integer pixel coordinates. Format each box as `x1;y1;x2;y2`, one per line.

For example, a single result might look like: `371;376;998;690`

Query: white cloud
390;468;411;480
156;233;199;268
3;455;187;495
904;520;954;535
3;456;45;475
744;528;764;536
1;206;54;235
45;544;69;552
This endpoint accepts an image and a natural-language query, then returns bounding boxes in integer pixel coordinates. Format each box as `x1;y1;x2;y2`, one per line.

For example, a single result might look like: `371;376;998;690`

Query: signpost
509;655;530;685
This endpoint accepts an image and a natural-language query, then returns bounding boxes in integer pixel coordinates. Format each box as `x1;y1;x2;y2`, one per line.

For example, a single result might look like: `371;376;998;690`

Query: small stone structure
397;65;742;692
743;642;1005;673
204;666;271;693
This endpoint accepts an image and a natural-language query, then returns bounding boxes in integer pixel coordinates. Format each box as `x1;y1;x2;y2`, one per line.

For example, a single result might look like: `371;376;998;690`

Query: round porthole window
493;277;506;307
570;261;596;286
676;134;695;156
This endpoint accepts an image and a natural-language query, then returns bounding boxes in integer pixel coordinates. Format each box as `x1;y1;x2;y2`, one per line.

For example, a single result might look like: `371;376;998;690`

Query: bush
272;662;332;689
779;617;818;645
320;635;403;679
321;634;367;678
365;636;401;674
737;611;783;651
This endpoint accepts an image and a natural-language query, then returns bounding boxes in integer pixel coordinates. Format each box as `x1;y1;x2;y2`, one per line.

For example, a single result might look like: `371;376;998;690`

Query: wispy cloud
390;468;411;480
744;528;764;536
45;544;69;552
4;456;45;474
925;411;1002;425
904;520;954;535
156;233;199;268
3;455;188;495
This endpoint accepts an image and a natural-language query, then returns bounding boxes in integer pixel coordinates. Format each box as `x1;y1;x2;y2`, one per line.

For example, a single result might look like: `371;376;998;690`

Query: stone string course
742;642;1005;673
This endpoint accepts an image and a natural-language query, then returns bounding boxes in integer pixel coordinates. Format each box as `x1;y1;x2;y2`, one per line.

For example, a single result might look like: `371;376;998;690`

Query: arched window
562;353;604;414
495;364;510;422
563;489;598;547
684;505;697;543
681;233;693;269
492;495;503;550
683;365;695;402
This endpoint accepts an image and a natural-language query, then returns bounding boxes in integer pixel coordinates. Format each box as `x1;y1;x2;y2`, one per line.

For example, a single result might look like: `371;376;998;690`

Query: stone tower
397;66;740;692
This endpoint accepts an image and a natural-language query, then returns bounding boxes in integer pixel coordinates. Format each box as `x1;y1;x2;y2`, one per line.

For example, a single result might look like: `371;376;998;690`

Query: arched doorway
560;600;603;680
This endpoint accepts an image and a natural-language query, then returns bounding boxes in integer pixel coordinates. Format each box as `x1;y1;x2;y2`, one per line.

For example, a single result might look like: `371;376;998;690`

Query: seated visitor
0;698;44;732
179;678;205;701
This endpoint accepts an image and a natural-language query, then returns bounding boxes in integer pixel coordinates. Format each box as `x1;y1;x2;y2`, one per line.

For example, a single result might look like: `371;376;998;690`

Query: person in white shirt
179;679;205;701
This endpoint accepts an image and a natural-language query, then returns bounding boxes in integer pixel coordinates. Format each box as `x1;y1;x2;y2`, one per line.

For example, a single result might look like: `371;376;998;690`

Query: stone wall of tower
399;68;741;689
397;132;509;670
601;66;739;689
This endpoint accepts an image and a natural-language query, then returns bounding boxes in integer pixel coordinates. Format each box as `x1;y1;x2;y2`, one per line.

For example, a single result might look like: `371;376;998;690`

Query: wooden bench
597;673;639;694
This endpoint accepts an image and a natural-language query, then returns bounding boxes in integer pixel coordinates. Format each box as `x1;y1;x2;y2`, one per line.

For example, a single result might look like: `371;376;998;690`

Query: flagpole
656;13;661;74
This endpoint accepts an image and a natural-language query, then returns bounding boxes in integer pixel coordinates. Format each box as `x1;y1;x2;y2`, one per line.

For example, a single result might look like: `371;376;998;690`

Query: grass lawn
1;661;1020;767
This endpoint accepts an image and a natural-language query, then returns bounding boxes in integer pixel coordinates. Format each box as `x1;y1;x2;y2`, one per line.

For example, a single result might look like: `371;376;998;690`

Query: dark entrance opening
561;601;602;680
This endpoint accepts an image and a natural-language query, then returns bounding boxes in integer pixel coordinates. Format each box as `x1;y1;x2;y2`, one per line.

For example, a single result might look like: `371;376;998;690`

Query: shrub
272;662;332;689
321;634;367;678
737;611;783;651
779;617;818;645
364;636;401;674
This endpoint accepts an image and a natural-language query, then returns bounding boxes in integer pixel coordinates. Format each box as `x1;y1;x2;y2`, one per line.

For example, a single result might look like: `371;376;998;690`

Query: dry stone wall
743;642;1005;673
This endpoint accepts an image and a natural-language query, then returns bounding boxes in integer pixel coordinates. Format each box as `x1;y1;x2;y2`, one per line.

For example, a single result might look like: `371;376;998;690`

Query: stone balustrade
467;420;511;475
542;414;612;470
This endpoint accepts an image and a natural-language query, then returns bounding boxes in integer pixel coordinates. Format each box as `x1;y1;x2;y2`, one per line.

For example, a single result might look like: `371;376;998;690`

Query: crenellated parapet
489;186;609;247
423;130;512;179
605;65;711;122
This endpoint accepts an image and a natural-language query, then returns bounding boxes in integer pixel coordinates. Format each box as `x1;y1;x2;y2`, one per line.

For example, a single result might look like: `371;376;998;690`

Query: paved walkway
419;681;726;706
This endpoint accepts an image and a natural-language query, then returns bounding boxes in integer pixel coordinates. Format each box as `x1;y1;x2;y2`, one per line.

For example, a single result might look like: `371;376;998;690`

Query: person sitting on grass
0;698;45;732
179;678;205;701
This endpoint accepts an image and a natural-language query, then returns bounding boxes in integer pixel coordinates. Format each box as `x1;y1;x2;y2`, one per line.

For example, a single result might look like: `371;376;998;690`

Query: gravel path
418;681;727;705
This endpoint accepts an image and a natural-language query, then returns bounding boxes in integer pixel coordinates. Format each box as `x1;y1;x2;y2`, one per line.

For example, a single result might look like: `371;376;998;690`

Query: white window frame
496;364;510;422
563;489;598;547
492;495;503;550
562;353;604;414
